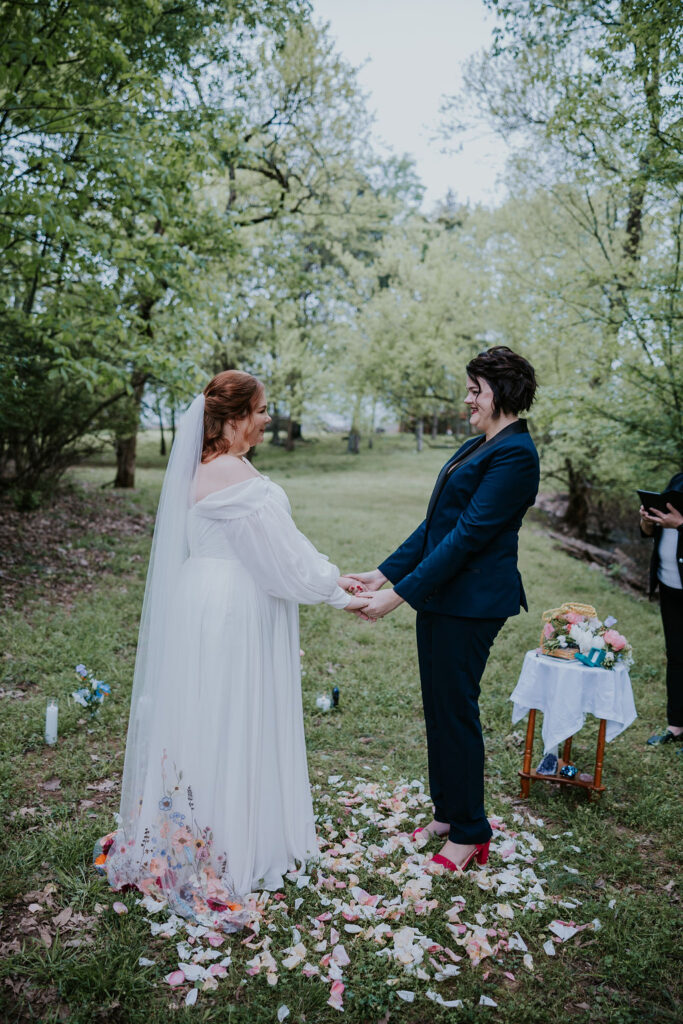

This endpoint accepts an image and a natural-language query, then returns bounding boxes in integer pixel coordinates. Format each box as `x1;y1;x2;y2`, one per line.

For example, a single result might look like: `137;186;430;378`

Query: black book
637;489;683;515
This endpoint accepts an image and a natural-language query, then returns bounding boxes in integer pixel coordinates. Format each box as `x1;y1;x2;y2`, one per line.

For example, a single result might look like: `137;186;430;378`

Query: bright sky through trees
312;0;509;208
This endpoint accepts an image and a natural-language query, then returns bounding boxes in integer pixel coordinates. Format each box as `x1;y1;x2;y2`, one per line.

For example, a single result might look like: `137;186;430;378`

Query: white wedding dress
100;470;348;926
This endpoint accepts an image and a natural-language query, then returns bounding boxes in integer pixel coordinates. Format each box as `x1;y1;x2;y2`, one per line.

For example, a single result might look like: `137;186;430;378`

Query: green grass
1;434;681;1023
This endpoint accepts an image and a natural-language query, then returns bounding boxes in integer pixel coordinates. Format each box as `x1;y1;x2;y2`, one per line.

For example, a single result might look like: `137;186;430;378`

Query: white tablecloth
509;650;637;754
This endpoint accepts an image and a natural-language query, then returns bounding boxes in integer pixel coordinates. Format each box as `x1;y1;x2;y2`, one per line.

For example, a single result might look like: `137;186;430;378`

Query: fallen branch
547;531;646;593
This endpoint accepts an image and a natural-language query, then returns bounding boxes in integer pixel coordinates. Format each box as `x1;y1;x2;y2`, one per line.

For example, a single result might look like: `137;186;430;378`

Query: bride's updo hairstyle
202;370;263;462
466;345;537;417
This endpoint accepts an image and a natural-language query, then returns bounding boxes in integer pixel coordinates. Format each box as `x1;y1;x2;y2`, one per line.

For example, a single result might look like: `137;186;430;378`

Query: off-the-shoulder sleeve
195;478;350;608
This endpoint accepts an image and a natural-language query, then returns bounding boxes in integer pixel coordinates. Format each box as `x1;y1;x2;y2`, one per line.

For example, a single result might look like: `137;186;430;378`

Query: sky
311;0;510;210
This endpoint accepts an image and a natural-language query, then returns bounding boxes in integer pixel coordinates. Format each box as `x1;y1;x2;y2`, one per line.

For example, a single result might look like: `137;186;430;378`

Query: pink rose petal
327;980;345;1011
166;970;185;987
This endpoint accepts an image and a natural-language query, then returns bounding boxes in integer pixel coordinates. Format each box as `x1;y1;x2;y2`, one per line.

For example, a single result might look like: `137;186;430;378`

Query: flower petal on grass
327;980;345;1011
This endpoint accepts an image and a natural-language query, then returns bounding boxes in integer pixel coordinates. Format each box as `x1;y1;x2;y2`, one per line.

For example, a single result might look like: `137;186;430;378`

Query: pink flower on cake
603;629;627;651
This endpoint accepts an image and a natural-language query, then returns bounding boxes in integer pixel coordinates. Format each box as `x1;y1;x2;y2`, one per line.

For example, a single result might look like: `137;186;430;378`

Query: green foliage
437;0;683;530
0;0;309;497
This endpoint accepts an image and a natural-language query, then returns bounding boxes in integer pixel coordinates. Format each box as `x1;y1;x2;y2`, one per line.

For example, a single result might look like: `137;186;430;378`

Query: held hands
640;503;683;531
337;576;372;615
359;588;404;620
338;571;403;621
342;569;387;593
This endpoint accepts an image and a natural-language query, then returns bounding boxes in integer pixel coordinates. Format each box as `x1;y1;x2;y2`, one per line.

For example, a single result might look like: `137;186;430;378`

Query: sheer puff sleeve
195;477;351;608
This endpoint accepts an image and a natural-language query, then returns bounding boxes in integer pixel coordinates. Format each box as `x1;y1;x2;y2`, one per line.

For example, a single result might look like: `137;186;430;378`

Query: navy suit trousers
660;583;683;727
416;612;504;845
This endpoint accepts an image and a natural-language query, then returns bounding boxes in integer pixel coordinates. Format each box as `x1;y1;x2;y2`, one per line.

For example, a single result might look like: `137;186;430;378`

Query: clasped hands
336;569;405;621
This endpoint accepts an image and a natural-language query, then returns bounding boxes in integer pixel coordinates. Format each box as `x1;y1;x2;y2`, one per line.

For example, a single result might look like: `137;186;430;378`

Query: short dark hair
466;346;537;416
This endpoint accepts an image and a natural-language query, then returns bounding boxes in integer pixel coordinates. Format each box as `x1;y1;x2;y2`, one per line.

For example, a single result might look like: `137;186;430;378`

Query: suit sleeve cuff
393;577;421;608
377;560;400;585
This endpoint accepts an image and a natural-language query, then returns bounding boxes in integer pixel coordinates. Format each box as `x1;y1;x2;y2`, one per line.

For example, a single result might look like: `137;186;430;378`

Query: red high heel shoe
431;840;490;872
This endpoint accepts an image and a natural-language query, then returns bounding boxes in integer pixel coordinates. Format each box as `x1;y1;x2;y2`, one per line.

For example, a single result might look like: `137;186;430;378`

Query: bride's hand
338;575;368;594
344;594;371;613
343;569;387;592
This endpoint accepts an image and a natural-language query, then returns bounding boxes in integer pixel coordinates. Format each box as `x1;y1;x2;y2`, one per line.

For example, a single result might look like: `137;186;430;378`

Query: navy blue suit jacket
378;420;540;619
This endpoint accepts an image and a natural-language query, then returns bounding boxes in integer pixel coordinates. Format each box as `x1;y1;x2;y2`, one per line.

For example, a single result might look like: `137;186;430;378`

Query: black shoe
646;728;683;746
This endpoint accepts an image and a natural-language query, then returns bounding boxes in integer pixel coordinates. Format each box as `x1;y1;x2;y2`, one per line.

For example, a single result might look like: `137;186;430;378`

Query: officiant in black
639;471;683;746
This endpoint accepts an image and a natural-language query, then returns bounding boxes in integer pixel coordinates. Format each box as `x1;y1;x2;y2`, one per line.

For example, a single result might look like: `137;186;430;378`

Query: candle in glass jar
45;700;58;745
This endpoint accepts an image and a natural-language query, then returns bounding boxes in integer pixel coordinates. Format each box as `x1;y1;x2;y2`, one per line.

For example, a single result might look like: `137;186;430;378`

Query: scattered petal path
122;777;602;1011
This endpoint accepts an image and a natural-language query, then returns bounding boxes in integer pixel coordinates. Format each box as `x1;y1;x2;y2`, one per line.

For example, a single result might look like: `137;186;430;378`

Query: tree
440;0;683;532
0;0;308;500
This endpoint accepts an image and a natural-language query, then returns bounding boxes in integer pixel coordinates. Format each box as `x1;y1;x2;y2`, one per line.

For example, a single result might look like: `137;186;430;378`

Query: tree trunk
114;435;138;488
270;406;281;446
347;430;360;454
113;374;146;488
285;417;295;452
431;412;438;440
563;457;590;539
157;399;166;456
415;417;424;452
348;394;362;454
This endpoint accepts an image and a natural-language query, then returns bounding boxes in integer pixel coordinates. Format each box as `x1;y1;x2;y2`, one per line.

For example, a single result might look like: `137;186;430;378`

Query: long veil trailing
118;394;205;831
102;394;250;928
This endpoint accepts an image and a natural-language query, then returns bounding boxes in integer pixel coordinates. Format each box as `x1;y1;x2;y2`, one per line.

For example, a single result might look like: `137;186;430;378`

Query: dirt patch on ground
0;485;152;610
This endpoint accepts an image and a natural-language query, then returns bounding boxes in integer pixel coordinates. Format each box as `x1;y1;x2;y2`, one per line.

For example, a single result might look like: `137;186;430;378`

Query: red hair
202;370;263;463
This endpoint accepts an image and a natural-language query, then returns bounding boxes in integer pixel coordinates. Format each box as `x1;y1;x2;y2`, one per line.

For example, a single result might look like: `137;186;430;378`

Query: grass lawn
1;434;681;1023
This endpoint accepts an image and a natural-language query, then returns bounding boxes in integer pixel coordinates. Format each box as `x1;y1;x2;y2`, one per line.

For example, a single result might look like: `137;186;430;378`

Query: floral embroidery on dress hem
95;751;250;933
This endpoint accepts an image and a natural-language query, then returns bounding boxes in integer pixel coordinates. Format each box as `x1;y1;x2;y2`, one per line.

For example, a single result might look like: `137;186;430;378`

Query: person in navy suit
348;347;539;873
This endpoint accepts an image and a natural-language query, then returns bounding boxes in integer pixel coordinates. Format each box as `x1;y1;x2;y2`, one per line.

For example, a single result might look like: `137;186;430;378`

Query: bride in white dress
99;371;367;928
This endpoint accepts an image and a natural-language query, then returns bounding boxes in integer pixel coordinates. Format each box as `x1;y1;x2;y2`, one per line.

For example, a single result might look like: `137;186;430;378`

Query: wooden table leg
562;736;573;764
520;709;536;797
593;718;607;791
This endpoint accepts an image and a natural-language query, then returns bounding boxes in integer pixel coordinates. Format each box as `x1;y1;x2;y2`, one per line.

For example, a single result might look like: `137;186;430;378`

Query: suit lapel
424;420;530;529
424;437;484;524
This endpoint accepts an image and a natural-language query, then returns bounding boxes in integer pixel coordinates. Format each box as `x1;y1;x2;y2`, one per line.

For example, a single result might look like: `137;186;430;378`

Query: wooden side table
518;709;607;799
